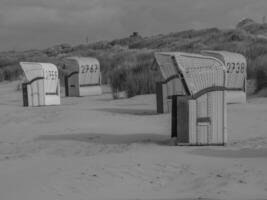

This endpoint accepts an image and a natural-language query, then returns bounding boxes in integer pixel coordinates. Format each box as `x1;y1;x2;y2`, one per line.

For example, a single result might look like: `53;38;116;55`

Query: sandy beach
0;81;266;200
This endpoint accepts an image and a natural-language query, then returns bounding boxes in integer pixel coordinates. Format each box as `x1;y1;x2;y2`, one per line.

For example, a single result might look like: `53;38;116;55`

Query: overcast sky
0;0;267;51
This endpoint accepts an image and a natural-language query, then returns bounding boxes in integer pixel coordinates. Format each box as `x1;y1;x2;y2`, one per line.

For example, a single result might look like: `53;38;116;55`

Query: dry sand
0;81;267;200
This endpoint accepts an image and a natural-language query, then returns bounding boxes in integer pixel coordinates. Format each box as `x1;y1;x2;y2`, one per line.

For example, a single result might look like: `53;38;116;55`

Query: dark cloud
0;0;267;51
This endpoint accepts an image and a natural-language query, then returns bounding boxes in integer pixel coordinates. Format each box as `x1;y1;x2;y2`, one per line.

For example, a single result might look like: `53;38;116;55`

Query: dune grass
106;50;162;98
1;19;267;98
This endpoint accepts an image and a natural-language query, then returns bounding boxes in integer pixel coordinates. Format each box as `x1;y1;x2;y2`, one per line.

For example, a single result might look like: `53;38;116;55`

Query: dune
0;81;266;200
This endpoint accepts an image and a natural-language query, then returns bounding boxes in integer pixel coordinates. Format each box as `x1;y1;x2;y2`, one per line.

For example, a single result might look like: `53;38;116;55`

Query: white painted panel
217;91;223;144
155;53;178;79
43;65;58;95
226;91;246;104
20;62;60;106
31;81;39;106
166;99;172;113
189;100;196;144
155;52;227;145
38;79;45;106
27;85;32;106
197;123;209;145
20;62;43;82
66;57;102;96
196;94;208;144
223;91;227;144
201;50;247;92
155;52;226;97
44;81;61;106
207;92;215;143
79;86;102;96
76;57;101;86
43;64;60;106
175;53;225;95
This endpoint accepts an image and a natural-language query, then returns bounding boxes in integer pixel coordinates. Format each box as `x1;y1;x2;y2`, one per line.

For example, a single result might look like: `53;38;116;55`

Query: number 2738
226;63;245;74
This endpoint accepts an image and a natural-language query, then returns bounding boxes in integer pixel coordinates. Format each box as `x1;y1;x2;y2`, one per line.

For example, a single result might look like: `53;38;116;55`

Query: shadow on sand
35;133;171;146
190;148;267;158
94;108;158;116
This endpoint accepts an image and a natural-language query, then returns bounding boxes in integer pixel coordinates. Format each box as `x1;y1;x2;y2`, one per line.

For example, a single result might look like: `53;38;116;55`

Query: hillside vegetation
1;18;267;98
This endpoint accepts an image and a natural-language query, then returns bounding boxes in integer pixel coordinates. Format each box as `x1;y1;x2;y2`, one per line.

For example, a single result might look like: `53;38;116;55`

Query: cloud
0;0;267;51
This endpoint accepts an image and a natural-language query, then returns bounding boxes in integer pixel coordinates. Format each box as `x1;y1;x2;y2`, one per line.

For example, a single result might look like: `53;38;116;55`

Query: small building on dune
20;62;61;107
201;50;247;104
64;57;102;97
